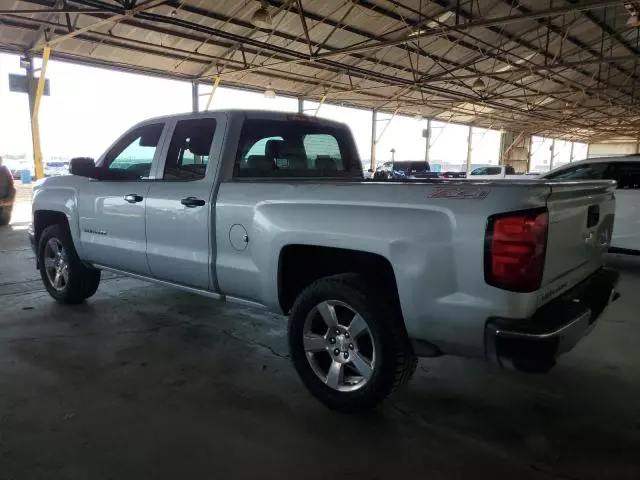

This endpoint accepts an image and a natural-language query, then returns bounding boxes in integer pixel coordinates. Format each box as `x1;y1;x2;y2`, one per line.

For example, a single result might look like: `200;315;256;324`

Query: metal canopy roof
1;0;640;142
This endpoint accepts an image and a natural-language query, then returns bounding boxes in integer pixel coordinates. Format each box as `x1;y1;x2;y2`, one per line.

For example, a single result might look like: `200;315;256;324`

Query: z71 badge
428;187;490;200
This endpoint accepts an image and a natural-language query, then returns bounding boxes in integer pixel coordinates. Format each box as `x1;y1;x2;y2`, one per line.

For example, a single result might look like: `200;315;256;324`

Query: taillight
485;209;548;292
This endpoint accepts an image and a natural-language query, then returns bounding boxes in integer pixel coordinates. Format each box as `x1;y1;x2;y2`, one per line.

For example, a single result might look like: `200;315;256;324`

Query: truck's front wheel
38;224;101;304
288;274;416;412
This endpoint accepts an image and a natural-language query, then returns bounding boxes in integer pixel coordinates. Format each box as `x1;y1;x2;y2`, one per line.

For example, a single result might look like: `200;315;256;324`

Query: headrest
188;133;213;156
265;139;283;159
246;155;275;170
316;156;337;171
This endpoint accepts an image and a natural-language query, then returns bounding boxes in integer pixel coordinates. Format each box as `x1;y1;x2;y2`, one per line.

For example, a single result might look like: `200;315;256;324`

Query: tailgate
542;181;616;288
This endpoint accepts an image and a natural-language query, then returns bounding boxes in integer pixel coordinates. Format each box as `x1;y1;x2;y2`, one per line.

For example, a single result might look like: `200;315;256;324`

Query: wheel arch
277;244;400;316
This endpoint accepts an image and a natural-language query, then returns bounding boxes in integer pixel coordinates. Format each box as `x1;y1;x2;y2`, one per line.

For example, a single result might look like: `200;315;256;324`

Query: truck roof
139;109;349;129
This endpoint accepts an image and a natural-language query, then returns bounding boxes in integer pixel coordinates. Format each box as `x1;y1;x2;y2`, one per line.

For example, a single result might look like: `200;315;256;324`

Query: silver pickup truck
29;110;619;412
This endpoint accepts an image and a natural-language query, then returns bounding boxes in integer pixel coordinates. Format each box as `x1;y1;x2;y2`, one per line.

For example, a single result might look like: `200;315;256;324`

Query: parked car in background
373;160;436;180
542;155;640;254
439;171;466;179
0;159;16;225
467;165;527;180
6;159;35;180
44;161;70;177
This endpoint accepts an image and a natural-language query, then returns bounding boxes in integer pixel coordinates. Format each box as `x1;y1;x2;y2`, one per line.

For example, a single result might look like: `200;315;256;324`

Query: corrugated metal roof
1;0;639;141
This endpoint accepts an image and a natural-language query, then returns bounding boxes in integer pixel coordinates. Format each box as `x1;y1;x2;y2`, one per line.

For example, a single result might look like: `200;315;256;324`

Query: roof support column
466;126;473;175
370;109;377;171
424;119;431;167
550;139;556;170
569;142;575;163
298;97;304;114
191;79;199;113
500;130;532;173
27;47;50;180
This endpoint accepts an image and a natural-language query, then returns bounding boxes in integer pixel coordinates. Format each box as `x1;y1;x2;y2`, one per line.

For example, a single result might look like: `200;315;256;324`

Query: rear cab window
235;118;361;178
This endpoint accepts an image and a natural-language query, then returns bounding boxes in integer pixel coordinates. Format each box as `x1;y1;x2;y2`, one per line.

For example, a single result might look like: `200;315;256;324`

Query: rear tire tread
289;273;416;412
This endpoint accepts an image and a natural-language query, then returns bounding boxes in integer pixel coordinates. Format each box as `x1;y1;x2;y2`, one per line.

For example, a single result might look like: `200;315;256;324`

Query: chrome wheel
303;300;376;392
43;238;69;292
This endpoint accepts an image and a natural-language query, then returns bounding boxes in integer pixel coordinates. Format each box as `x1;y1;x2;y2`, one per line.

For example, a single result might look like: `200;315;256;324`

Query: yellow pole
204;75;221;111
314;94;326;117
31;46;50;180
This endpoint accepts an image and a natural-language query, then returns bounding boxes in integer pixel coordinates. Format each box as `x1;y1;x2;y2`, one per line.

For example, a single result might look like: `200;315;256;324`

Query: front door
78;122;166;275
145;115;222;289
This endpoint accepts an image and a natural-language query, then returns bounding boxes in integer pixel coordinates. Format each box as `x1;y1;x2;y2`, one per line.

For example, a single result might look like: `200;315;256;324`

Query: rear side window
235;119;361;178
545;163;608;180
162;118;216;181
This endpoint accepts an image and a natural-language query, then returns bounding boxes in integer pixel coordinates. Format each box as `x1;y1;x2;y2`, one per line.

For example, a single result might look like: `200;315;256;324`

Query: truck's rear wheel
38;224;101;304
288;273;416;412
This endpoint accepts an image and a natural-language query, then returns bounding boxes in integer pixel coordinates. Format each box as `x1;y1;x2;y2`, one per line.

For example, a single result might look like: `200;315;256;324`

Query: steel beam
191;79;198;113
38;0;165;49
370;110;377;171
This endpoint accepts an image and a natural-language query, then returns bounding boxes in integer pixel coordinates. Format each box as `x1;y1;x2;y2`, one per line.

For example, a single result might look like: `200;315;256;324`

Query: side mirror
368;169;374;173
69;157;97;178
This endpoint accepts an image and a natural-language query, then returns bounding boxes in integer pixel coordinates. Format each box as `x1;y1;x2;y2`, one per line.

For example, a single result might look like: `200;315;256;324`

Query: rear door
144;114;225;289
78;122;167;275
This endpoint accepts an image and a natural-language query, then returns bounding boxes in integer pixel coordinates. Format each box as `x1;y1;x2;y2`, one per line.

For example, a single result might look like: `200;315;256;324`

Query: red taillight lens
485;209;548;292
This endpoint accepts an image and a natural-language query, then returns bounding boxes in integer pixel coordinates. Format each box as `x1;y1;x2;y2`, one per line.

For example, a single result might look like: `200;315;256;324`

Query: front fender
32;181;82;257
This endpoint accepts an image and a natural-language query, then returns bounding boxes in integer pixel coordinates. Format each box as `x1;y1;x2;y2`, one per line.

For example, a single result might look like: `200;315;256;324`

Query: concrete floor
1;190;640;479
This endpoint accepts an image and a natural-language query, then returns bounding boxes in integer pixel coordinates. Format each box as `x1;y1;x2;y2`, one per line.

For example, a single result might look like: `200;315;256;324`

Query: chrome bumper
485;268;620;367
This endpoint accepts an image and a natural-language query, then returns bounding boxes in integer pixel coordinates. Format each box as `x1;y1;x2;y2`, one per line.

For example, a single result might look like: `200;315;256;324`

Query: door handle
124;194;143;203
181;197;206;208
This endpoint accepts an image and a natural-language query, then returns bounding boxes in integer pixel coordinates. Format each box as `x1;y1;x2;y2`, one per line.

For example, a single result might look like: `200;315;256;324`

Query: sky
0;52;586;171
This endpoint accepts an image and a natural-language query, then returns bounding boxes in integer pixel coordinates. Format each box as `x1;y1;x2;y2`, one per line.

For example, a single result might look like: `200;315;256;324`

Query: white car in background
468;165;529;180
542;155;640;254
44;161;70;177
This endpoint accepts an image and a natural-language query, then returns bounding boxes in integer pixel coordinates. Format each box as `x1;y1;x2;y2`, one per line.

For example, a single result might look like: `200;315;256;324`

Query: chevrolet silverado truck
29;110;619;412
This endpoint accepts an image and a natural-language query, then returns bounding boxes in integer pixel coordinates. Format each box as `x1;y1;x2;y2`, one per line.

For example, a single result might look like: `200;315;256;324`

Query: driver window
102;123;164;179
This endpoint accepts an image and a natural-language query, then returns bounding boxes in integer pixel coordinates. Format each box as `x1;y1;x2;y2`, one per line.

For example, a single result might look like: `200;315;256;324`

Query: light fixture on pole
264;82;276;99
251;3;273;29
471;78;486;92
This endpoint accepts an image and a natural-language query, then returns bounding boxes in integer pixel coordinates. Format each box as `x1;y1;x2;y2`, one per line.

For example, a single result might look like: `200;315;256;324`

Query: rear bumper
485;268;619;367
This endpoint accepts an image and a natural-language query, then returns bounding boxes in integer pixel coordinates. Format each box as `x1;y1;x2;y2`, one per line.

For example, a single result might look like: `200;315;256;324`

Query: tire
288;273;417;412
38;224;101;304
0;206;11;226
512;356;556;374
